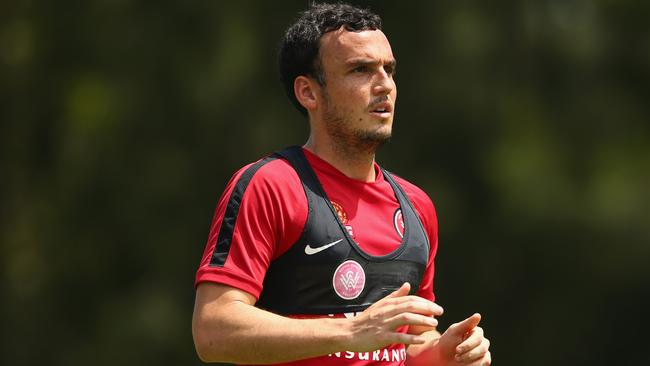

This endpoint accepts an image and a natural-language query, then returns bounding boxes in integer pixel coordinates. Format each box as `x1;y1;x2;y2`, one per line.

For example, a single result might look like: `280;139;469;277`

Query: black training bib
255;146;430;315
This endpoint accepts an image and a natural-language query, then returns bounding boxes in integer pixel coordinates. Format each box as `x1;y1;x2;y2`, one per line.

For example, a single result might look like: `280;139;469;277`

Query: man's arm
192;282;442;364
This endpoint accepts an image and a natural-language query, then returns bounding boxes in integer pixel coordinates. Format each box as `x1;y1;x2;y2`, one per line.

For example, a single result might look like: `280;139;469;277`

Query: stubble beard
322;94;392;158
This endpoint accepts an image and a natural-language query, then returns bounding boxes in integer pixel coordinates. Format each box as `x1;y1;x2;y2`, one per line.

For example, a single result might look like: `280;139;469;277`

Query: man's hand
406;313;491;366
345;282;444;352
435;313;491;366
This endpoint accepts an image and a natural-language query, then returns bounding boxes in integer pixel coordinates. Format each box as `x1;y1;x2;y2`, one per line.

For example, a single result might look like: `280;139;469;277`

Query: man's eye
385;66;396;76
353;66;368;73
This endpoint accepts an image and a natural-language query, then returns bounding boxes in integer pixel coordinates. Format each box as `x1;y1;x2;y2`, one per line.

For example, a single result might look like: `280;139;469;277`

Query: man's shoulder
225;153;301;194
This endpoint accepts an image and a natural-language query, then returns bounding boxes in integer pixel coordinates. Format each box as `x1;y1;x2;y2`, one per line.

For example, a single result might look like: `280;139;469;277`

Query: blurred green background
2;0;649;365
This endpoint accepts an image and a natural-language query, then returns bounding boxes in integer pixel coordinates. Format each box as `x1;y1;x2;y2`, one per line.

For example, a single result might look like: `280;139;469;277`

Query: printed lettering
382;349;390;361
372;350;381;361
329;347;406;362
392;349;400;361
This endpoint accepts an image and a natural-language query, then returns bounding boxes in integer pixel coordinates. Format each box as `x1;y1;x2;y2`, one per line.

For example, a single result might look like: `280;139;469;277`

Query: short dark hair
278;2;382;116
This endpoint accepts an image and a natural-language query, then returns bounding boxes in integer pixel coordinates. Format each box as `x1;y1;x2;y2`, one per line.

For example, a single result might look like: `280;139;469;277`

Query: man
192;3;491;365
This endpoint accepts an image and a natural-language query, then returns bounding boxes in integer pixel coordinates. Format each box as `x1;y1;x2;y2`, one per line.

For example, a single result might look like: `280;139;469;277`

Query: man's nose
372;70;394;95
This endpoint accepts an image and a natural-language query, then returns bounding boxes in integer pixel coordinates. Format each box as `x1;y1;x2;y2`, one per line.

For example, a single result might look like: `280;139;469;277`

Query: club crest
332;260;365;300
331;201;348;224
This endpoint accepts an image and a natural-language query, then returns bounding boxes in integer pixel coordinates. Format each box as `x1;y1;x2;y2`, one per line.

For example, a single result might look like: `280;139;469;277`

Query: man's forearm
193;300;350;364
193;282;441;364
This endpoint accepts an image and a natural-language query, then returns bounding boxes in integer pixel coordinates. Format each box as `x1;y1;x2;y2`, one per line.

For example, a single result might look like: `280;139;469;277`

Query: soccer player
192;3;491;365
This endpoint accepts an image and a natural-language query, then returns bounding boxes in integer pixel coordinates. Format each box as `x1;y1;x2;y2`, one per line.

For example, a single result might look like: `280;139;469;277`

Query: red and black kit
196;146;439;366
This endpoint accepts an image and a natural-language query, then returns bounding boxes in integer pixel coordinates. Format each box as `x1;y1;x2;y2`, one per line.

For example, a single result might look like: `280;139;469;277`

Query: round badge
332;260;366;300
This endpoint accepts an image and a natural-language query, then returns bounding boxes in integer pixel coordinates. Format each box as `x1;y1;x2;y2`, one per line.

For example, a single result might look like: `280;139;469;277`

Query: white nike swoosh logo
304;239;343;255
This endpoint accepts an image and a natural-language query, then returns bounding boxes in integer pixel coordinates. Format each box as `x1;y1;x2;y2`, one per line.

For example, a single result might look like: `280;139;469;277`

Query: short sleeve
195;158;307;299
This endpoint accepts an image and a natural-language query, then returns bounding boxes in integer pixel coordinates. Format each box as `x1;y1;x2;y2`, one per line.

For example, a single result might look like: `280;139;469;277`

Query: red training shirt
196;148;439;366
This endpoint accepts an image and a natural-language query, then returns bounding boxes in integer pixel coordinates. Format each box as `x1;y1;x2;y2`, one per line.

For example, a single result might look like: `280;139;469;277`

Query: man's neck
303;137;377;182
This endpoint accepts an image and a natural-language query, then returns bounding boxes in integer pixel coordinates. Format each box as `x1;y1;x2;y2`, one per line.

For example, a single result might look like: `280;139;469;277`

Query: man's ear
294;75;319;111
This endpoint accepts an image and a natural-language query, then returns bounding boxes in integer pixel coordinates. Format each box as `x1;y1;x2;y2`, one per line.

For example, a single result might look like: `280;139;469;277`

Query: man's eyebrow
345;58;397;68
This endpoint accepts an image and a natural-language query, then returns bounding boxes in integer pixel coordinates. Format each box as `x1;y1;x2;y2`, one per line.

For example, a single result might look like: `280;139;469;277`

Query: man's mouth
369;102;393;118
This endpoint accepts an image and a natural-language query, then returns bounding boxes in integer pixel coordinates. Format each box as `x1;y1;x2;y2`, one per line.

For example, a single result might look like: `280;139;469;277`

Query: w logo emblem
333;260;366;300
340;271;360;290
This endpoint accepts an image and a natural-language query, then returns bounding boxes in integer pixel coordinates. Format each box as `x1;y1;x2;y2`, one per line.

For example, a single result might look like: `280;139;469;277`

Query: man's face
316;28;397;152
